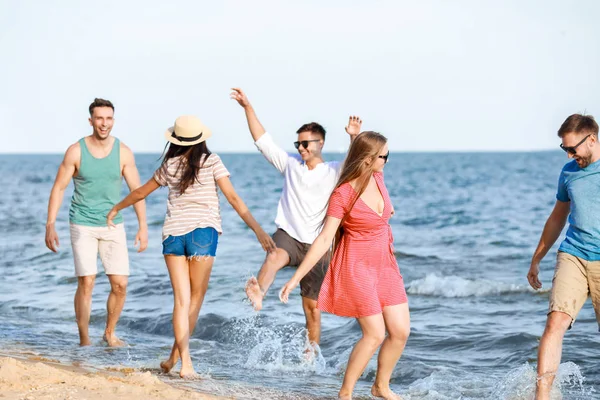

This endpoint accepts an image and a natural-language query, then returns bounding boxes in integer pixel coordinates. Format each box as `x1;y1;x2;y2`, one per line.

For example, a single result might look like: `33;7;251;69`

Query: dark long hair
157;141;211;194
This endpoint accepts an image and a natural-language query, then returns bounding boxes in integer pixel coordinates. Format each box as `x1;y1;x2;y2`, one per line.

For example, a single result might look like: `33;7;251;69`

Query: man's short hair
89;98;115;116
557;114;599;137
296;122;326;140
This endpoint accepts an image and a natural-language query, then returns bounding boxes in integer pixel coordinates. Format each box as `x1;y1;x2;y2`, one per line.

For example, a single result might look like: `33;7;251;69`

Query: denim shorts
162;227;219;257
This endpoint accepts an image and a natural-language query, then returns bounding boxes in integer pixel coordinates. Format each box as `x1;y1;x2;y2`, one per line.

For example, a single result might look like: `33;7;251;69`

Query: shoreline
0;351;230;400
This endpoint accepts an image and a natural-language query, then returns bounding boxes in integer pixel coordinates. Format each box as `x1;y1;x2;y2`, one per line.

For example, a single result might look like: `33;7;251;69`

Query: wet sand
0;355;230;400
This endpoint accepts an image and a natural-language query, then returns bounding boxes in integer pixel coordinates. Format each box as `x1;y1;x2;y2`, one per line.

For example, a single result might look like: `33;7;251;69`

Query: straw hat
165;115;212;146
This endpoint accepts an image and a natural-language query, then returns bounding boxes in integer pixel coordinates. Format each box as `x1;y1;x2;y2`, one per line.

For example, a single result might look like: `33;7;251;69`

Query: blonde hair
330;131;388;253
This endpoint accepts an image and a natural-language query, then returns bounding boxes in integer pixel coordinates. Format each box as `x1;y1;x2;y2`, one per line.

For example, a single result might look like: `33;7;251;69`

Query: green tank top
69;137;124;226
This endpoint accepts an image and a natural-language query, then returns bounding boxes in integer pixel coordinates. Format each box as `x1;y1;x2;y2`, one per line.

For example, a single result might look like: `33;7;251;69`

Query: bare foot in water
179;358;197;379
160;358;177;374
245;277;264;311
371;385;403;400
303;341;320;363
103;333;125;347
337;394;352;400
79;337;91;346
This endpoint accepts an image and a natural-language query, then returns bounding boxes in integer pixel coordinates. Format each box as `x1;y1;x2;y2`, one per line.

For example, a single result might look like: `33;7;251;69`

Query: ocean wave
22;175;54;184
406;274;549;298
394;251;441;262
401;361;593;400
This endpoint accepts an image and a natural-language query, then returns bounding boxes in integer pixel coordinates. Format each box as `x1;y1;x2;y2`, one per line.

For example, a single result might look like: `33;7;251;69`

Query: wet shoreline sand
0;352;229;400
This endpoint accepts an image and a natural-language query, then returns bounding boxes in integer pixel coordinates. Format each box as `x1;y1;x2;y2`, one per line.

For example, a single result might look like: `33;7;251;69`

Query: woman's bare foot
160;358;177;374
179;359;197;379
103;333;125;347
371;384;403;400
337;393;352;400
245;277;264;311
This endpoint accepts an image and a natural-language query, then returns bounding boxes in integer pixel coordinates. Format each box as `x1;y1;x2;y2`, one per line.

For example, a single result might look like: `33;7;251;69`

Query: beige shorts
549;251;600;326
70;223;130;277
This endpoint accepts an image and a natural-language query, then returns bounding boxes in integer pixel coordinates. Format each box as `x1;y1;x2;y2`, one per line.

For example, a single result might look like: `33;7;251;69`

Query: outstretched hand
345;115;363;137
279;278;299;304
230;88;251;108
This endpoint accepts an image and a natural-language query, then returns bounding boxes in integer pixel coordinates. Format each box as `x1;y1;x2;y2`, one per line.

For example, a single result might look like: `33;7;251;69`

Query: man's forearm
244;105;267;142
532;218;565;264
46;188;65;226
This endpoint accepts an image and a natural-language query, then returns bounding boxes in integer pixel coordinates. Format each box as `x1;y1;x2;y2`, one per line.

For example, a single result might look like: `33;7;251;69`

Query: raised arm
217;176;276;253
231;87;289;173
230;88;267;142
527;200;570;289
45;144;79;252
279;215;342;303
121;144;148;252
345;115;362;143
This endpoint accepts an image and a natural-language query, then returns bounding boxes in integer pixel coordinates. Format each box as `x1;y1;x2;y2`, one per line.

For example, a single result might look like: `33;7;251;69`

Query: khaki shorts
549;251;600;326
272;229;331;300
70;223;130;277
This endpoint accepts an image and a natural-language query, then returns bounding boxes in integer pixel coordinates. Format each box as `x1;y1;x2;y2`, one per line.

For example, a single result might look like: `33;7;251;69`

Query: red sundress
317;172;407;317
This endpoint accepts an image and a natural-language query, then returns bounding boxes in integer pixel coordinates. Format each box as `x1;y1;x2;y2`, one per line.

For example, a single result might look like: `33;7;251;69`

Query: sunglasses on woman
294;139;321;149
560;134;591;155
379;152;389;163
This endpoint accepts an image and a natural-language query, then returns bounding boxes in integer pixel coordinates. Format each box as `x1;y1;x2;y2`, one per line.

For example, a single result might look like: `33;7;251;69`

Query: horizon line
0;148;563;156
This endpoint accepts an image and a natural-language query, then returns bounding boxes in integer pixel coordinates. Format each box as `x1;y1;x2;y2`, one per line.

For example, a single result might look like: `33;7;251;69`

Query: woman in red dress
280;131;409;400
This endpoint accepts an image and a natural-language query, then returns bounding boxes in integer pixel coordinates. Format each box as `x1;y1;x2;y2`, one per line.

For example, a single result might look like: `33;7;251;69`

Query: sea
1;151;599;399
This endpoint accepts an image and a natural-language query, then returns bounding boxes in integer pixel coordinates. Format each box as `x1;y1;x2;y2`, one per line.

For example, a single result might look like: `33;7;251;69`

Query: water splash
492;361;594;400
244;323;327;374
403;367;489;399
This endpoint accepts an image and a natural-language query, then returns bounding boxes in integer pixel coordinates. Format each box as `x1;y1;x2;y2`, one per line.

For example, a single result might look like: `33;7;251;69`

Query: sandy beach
0;356;229;400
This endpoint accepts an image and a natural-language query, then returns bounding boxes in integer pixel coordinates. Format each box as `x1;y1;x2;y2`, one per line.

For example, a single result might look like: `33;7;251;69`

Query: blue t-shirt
557;159;600;260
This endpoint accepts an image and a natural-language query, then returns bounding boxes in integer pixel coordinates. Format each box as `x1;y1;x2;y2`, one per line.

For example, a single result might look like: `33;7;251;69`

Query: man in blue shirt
527;114;600;400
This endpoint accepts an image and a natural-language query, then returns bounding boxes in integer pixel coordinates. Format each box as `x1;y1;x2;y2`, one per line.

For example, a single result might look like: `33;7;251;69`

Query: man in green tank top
45;98;148;347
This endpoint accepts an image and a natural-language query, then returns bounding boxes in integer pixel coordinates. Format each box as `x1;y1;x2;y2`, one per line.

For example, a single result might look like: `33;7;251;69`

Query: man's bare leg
536;311;572;400
161;256;214;374
103;274;128;347
302;297;322;345
245;248;289;311
74;275;96;346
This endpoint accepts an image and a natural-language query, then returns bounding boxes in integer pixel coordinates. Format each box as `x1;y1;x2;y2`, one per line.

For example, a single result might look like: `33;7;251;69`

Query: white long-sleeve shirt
255;133;342;244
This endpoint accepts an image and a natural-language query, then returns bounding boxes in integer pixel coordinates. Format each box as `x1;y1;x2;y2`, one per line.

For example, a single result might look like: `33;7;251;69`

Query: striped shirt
153;153;230;240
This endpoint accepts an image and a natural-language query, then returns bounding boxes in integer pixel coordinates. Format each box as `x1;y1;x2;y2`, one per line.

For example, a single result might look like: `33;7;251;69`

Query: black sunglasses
294;139;321;149
560;134;591;155
378;151;389;163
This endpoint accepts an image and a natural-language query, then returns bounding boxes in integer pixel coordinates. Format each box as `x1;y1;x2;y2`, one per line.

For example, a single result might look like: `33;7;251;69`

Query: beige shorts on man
549;251;600;326
70;223;130;277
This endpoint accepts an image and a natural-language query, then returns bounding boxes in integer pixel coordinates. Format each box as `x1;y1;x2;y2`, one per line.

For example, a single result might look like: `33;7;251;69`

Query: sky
0;0;599;154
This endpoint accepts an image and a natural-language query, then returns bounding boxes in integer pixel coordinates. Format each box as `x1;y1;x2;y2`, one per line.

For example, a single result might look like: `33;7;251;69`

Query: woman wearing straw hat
107;115;276;378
